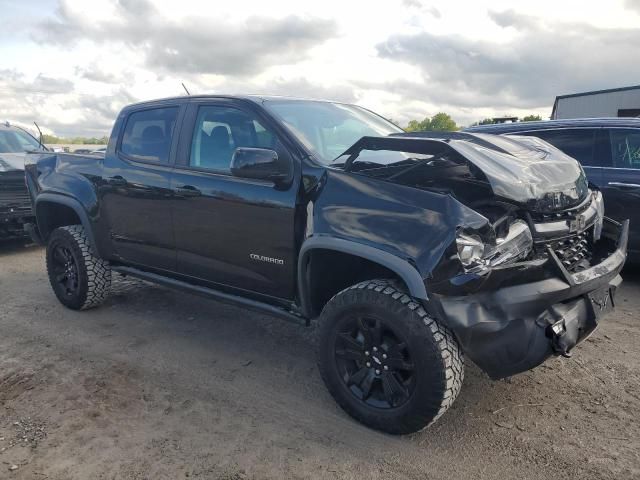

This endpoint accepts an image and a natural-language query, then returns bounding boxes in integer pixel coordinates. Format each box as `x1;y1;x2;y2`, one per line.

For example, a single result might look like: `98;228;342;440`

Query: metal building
551;85;640;119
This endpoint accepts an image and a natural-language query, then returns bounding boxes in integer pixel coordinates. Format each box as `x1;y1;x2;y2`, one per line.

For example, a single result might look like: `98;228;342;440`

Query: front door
170;101;299;299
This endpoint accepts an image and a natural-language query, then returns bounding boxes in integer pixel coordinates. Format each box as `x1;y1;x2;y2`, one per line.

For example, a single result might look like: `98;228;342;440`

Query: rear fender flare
35;193;101;256
297;236;427;318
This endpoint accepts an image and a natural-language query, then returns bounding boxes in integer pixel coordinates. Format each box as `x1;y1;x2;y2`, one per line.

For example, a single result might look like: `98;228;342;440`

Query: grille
543;228;593;273
0;180;32;213
534;197;591;222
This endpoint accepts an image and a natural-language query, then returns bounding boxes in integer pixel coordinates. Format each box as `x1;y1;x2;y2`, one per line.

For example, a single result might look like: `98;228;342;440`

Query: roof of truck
121;94;347;109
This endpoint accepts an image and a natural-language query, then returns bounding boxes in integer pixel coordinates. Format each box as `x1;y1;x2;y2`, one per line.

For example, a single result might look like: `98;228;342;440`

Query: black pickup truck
25;96;628;434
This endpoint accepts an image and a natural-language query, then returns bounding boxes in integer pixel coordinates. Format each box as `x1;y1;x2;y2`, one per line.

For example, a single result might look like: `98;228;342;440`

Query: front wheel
46;225;111;310
317;280;464;434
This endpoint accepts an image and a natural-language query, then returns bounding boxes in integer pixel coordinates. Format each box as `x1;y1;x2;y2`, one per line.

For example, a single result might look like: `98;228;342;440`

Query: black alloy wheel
334;315;416;409
46;225;111;310
317;279;464;434
50;244;80;298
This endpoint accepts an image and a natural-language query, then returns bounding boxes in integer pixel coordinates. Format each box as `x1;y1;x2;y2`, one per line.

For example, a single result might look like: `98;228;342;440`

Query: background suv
466;118;640;259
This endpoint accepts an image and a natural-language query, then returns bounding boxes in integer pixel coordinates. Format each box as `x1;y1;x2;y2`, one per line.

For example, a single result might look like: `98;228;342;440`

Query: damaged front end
427;202;626;379
336;133;628;379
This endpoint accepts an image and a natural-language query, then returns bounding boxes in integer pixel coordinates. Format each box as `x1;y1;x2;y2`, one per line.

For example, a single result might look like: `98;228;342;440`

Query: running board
111;265;308;325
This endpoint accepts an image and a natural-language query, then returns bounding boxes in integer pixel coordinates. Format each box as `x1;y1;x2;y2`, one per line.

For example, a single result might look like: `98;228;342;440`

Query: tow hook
548;319;573;358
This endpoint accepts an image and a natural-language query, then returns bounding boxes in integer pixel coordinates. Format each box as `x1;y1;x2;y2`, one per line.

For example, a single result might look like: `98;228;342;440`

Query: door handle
108;175;127;186
175;185;202;197
607;182;640;189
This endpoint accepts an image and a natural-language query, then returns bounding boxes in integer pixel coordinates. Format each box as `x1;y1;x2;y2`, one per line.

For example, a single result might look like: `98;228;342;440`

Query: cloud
73;88;136;121
249;78;359;103
74;64;122;84
375;12;640;111
487;9;539;30
0;68;133;137
33;0;339;77
401;0;441;18
0;69;74;95
625;0;640;13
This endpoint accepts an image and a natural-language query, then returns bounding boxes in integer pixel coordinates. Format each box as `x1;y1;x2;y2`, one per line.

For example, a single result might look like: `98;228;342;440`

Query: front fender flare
297;236;428;318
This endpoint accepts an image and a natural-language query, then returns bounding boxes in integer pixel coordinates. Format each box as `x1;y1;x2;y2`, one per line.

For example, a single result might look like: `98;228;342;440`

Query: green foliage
43;134;108;145
470;118;500;126
429;113;459;131
520;114;543;122
404;112;459;132
470;114;544;126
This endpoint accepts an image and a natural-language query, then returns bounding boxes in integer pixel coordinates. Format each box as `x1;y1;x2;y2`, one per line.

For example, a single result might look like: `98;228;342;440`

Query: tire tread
46;225;111;310
317;279;464;433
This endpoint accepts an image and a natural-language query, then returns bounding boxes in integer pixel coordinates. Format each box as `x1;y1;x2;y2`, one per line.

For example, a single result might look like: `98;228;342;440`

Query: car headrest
209;126;230;148
141;126;164;141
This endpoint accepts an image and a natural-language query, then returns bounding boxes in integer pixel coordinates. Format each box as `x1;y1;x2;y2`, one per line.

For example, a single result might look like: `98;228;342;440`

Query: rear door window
120;107;179;163
524;129;598;166
609;129;640;169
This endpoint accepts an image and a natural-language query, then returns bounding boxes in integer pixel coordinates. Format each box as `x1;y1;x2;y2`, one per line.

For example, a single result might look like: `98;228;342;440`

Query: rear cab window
119;107;179;163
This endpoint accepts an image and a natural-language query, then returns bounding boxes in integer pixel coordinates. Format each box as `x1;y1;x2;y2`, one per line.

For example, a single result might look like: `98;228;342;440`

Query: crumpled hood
345;133;590;213
0;153;28;172
448;133;589;212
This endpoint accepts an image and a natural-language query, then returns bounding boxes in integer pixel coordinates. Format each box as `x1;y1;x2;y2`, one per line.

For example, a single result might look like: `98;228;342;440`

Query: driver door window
189;106;276;173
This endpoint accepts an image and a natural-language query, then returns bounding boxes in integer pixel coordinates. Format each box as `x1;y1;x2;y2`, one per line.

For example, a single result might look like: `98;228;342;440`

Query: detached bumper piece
0;209;34;240
436;218;628;379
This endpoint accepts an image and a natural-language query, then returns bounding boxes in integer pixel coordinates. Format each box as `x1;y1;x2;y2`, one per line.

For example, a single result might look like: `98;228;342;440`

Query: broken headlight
456;220;533;274
593;190;604;242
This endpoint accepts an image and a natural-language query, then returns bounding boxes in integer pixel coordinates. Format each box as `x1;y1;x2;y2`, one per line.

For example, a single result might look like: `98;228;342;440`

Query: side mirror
230;147;292;186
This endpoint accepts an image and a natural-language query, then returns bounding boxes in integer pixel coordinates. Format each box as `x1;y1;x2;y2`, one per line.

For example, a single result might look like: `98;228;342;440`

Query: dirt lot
1;242;639;479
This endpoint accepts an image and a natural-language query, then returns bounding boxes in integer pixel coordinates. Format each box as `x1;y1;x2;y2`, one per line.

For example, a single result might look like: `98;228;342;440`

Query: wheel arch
35;193;101;256
297;236;428;318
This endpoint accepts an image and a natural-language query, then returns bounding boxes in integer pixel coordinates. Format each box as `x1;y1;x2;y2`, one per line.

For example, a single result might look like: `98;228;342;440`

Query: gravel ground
1;242;639;479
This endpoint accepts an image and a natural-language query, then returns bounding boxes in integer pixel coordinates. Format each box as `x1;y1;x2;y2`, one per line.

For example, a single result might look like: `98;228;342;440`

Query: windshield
0;129;42;153
263;100;403;164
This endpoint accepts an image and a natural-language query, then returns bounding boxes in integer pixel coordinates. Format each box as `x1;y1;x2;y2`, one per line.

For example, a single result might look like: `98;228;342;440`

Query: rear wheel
317;280;464;434
46;225;111;310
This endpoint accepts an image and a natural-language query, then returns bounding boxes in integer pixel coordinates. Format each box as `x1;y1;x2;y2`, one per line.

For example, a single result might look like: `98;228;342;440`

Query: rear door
101;104;183;271
599;128;640;253
169;99;300;300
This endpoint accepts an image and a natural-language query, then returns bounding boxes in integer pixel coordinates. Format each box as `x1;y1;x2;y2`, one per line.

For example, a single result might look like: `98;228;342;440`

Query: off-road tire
46;225;111;310
317;279;464;434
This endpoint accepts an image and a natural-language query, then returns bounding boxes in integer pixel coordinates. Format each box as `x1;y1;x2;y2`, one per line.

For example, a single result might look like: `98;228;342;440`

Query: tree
429;112;458;131
521;114;542;122
41;134;109;145
405;119;428;132
404;113;459;132
470;118;498;126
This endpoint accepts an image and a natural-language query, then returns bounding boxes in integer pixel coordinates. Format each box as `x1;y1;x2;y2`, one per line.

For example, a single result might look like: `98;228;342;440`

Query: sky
1;0;639;137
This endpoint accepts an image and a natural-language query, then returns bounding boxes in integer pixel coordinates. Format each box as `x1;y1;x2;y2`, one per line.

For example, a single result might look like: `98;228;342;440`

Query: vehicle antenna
33;122;44;149
181;83;191;95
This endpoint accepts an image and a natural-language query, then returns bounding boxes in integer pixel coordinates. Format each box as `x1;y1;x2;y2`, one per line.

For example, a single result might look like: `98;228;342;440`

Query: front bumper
431;218;628;379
